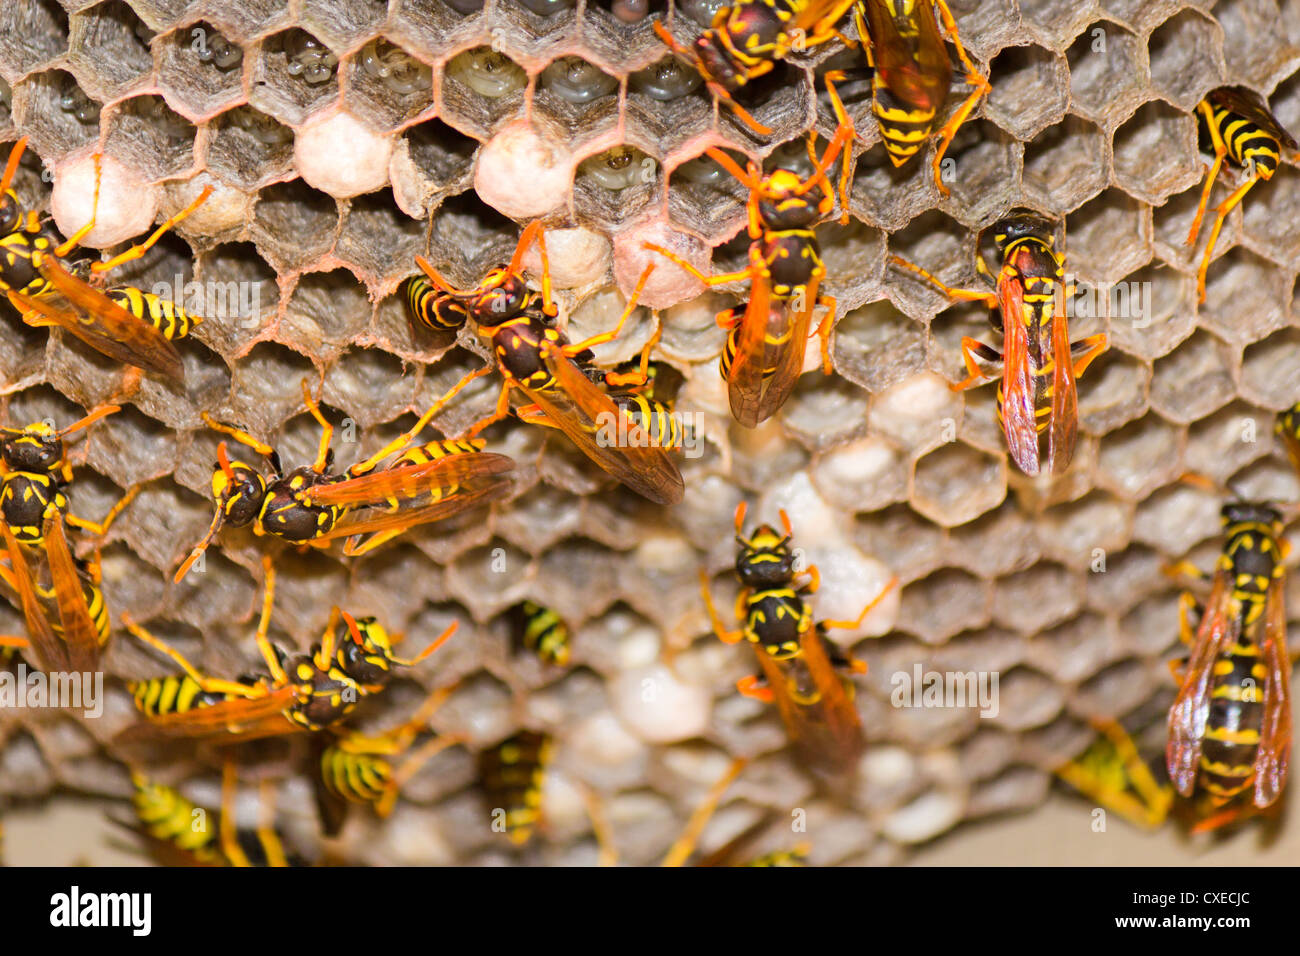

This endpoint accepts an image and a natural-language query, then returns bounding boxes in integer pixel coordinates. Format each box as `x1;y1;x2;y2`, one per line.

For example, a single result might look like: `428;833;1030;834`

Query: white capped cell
51;153;159;249
475;121;572;219
295;112;393;198
613;222;708;310
520;225;611;290
611;664;712;744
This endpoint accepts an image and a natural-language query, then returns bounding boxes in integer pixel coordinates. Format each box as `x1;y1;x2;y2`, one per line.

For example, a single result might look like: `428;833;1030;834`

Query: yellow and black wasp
118;761;304;867
401;273;471;336
1186;86;1297;303
118;555;458;746
415;221;685;505
175;378;514;582
479;729;553;847
314;682;465;836
1055;714;1176;832
854;0;991;197
701;503;895;769
0;405;132;672
0;137;210;381
1276;401;1300;480
645;131;849;427
1161;499;1292;833
510;600;572;668
890;211;1107;477
653;0;859;136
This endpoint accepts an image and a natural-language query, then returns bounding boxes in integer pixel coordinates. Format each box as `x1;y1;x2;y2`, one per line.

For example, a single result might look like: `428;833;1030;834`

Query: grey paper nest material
0;0;1298;866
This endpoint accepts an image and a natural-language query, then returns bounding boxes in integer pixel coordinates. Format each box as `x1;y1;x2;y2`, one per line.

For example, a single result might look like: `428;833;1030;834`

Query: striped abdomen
319;746;393;806
1207;102;1282;178
993;237;1065;436
517;601;570;666
384;438;489;508
401;276;469;333
1199;634;1267;803
104;287;200;340
614;393;681;450
130;775;224;865
479;730;551;845
128;674;236;717
872;83;938;166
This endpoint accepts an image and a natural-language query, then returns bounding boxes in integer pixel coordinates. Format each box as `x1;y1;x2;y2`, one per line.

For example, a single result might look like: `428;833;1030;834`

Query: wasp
174;377;514;582
0;137;211;381
0;405;133;672
1186;86;1297;303
511;600;572;667
1276;401;1300;479
314;682;464;836
1161;501;1292;832
118;555;458;745
653;0;859;137
119;760;304;867
1055;716;1175;832
644;133;851;427
415;222;685;505
890;211;1107;477
853;0;991;197
479;729;553;847
701;503;895;769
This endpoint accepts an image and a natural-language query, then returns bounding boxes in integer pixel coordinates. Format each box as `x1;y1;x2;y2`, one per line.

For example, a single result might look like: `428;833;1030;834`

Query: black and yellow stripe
319;745;394;806
129;773;225;865
1203;97;1284;178
128;674;233;718
516;601;571;667
479;730;552;846
103;286;200;340
402;275;470;333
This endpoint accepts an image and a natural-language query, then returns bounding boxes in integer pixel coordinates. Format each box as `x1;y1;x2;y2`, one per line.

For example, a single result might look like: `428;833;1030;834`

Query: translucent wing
114;688;301;745
1208;86;1298;151
1045;288;1078;475
11;256;183;380
1254;573;1291;808
321;476;515;553
996;272;1042;476
43;515;103;672
0;523;65;672
863;0;953;112
303;452;514;506
729;281;815;429
528;346;685;505
1166;568;1236;797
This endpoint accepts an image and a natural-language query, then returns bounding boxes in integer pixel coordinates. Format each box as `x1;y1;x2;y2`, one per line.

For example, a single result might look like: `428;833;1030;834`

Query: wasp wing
1166;568;1237;797
12;256;183;380
0;523;66;672
302;452;514;506
324;476;515;554
1045;287;1079;475
862;0;953;112
1208;86;1299;151
42;515;103;672
114;687;301;745
530;346;685;505
1254;573;1291;808
996;272;1043;476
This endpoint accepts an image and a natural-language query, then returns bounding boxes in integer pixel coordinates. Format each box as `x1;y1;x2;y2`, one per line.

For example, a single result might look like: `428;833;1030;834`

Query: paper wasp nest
0;0;1299;866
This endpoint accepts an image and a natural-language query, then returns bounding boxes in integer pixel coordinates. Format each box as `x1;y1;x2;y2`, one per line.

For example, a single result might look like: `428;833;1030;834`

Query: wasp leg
1055;719;1172;830
563;265;656;356
1069;333;1108;378
296;379;337;475
700;569;744;644
462;381;515;440
255;778;289;868
888;255;1000;308
661;756;748;868
1194;172;1261;304
950;337;1002;391
65;484;141;538
1189;801;1252;835
814;294;837;374
819;575;899;631
376;733;467;819
200;414;277;458
87;187;215;275
1185;100;1228;249
122;613;268;698
219;757;252;868
642;243;754;288
929;0;991;198
736;674;773;702
818;71;857;222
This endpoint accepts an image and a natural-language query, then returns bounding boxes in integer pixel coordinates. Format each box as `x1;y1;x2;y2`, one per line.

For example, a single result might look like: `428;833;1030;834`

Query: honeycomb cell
780;375;871;453
105;94;198;182
1065;21;1146;128
300;0;388;50
344;38;434;132
910;442;1007;529
0;0;68;76
537;55;619;128
832;301;927;395
11;70;101;156
1149;328;1236;424
1100;0;1187;33
983;43;1069;142
939;120;1019;228
1146;8;1225;109
987;668;1065;732
851;504;948;584
1083;543;1166;617
1102;262;1195;361
574;144;660;230
389;118;478;218
1111;100;1201;205
206;106;295;191
1240;328;1300;411
1018;0;1101;49
441;46;528;136
1200;248;1289;345
250;28;341;127
1065;188;1151;286
251;178;339;273
1093;413;1185;500
192;241;280;357
1025;612;1113;683
1215;0;1297;90
666;149;747;239
1131;479;1221;557
1073;658;1160;719
1241;166;1300;270
68;1;154;100
1019;115;1106;216
155;21;245;121
1038;491;1132;569
1076;349;1150;436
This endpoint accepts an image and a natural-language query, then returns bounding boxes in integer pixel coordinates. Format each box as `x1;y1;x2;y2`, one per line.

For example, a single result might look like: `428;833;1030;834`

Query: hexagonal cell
336;192;424;287
343;37;434;132
153;21;245;124
300;0;389;50
1083;542;1166;617
534;55;620;135
848;140;939;233
1147;8;1225;109
1111;100;1200;205
1065;188;1150;286
1073;658;1159;720
940;120;1019;228
852;504;948;584
1065;21;1145;129
1019;115;1107;216
832;300;927;395
666;148;747;239
910;442;1007;528
1240;328;1300;410
1017;0;1100;49
192;241;280;357
12;69;102;156
440;46;529;139
1076;349;1150;436
1102;262;1195;361
1149;328;1236;424
624;58;713;155
1242;166;1300;271
781;374;871;452
67;1;155;101
279;268;373;356
0;0;68;76
104;94;198;181
984;43;1069;142
1099;0;1186;33
719;62;811;148
925;299;996;389
1038;490;1132;568
206;106;295;190
249;28;342;128
1183;400;1274;485
391;118;479;219
896;568;993;645
992;562;1083;635
1216;0;1297;90
573;144;660;230
1093;413;1185;500
251;178;340;273
1200;248;1289;346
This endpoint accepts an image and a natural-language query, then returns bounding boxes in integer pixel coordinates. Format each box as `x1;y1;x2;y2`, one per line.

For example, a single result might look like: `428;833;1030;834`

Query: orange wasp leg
660;756;749;868
85;185;215;274
818;574;899;632
1185;100;1228;250
888;255;1000;308
561;264;657;357
122;614;269;699
700;568;745;644
200;413;276;458
65;483;140;538
736;674;774;702
1055;718;1173;830
642;243;755;289
651;21;773;137
298;379;336;475
928;0;992;198
1194;173;1262;304
950;336;1002;391
1070;333;1108;378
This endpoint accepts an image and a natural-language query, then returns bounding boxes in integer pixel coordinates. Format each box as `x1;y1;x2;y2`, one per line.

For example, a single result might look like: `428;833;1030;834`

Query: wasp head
1;422;64;477
735;523;796;589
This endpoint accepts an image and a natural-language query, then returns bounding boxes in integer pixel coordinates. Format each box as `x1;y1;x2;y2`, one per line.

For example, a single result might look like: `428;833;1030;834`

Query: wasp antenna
1176;471;1221;495
215;441;236;480
778;509;793;538
0;136;28;198
733;501;748;535
400;620;459;666
60;403;121;438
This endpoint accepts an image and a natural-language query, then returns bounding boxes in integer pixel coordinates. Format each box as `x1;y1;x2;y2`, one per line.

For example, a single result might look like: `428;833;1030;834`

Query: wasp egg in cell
283;31;339;84
51;154;159;249
474;120;572;218
628;58;702;101
196;29;243;72
580;145;655;191
59;78;101;125
446;48;528;99
539;57;618;105
295;112;394;198
359;39;432;96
